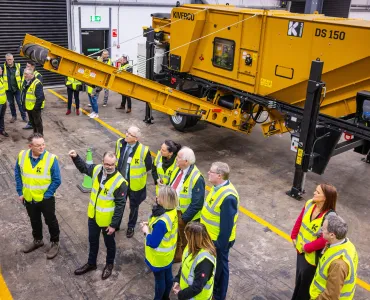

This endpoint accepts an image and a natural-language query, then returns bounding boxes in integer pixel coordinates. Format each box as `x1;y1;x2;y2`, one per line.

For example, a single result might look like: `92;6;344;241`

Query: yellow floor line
48;89;370;292
0;271;13;300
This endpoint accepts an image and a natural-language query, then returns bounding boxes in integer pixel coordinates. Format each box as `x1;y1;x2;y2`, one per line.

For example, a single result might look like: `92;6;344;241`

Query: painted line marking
0;270;13;300
48;89;370;292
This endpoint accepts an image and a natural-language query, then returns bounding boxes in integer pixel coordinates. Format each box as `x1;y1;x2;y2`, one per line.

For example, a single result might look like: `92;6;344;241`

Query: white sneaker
89;112;96;118
87;112;93;117
102;104;107;107
92;114;99;119
88;104;92;107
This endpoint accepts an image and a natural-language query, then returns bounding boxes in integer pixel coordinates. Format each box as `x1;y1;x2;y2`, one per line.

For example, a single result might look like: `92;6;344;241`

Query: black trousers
0;102;6;132
121;95;131;109
27;109;43;135
25;197;60;242
87;218;116;265
291;253;317;300
67;88;80;110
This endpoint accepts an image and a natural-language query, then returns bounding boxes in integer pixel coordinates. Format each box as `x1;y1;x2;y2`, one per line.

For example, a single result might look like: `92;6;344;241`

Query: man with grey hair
21;68;44;135
3;53;27;123
69;149;128;280
310;215;358;300
115;126;152;238
169;146;205;262
201;162;239;300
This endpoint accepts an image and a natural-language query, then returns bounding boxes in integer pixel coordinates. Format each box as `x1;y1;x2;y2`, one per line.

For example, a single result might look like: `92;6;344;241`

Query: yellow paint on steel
0;272;13;300
47;88;370;293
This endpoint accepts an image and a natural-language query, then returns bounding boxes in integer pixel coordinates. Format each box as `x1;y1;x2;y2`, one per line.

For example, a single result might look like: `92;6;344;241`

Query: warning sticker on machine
296;148;303;165
288;21;304;38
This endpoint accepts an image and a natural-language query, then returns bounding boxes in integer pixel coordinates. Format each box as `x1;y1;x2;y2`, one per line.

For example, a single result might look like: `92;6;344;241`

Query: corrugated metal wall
290;0;352;17
0;0;68;86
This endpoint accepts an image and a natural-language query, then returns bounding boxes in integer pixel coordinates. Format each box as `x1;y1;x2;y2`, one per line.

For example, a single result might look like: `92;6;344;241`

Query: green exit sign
90;15;101;22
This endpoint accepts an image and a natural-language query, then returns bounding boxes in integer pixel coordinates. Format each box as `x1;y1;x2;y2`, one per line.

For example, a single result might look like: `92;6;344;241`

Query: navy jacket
171;165;205;223
116;140;152;204
14;150;61;199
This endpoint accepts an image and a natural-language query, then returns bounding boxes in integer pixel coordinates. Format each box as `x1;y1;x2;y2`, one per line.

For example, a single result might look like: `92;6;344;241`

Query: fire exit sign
90;15;101;22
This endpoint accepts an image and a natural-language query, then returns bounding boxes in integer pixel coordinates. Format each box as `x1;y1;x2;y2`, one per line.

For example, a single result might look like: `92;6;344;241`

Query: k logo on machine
312;224;318;231
288;21;304;38
36;167;42;173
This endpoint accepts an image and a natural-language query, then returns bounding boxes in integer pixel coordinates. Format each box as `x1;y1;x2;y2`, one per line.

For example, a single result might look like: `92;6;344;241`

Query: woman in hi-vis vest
290;184;337;300
141;186;178;300
152;140;181;195
173;222;217;300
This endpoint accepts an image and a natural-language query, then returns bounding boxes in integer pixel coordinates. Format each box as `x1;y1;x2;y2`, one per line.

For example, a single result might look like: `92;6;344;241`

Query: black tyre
170;114;188;131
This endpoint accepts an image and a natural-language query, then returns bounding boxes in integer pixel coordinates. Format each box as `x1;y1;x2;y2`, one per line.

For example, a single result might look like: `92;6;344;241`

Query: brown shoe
102;264;114;280
46;242;60;259
126;109;131;113
116;106;125;109
10;117;16;123
22;239;44;253
74;263;97;275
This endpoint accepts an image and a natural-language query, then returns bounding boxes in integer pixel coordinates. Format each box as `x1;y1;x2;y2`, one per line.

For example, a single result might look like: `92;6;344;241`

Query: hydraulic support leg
287;61;324;200
144;27;155;124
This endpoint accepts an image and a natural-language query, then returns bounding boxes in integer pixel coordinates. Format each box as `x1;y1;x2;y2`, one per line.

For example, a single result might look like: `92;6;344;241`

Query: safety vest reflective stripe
182;251;216;286
0;78;6;104
66;77;82;90
179;170;200;201
88;199;116;213
25;79;43;110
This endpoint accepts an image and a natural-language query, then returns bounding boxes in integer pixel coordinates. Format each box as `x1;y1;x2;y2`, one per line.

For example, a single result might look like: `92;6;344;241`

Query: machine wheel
170;114;188;131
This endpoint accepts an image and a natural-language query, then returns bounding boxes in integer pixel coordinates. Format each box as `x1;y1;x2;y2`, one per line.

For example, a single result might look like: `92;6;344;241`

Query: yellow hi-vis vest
200;182;239;241
145;209;178;268
115;139;149;191
119;63;131;71
180;246;216;300
66;77;82;90
89;165;127;227
18;150;56;202
97;56;112;65
170;166;202;220
0;78;6;105
3;62;22;90
310;239;358;300
296;199;328;266
154;150;177;195
25;79;44;110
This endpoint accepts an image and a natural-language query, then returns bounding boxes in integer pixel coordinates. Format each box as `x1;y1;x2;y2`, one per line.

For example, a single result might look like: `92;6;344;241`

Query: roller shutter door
290;0;351;18
0;0;68;86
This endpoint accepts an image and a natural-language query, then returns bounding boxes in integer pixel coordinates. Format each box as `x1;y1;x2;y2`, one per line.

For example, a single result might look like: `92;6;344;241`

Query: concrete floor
0;89;369;300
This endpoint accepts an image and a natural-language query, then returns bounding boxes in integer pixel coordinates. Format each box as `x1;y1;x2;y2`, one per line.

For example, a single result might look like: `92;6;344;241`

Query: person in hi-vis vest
14;133;61;259
0;66;9;137
310;215;358;300
152;140;182;196
169;146;205;263
115;126;152;238
3;53;27;123
142;186;178;300
21;68;45;135
65;76;82;115
200;162;239;300
116;54;133;113
69;150;128;280
173;222;217;300
97;49;112;107
291;184;337;300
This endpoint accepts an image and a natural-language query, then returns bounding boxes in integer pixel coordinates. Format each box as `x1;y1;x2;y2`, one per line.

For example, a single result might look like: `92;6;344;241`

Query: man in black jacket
69;150;128;280
21;69;44;135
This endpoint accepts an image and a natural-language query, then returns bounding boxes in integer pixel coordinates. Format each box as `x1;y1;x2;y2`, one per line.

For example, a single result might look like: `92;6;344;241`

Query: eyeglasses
126;131;137;138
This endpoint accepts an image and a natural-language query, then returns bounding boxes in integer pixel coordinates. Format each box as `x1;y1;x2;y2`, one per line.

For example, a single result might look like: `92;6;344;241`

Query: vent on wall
0;0;68;86
290;0;352;18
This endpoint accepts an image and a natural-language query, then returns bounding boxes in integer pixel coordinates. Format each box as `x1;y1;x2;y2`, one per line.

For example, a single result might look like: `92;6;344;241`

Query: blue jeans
153;267;173;300
87;218;116;265
88;94;98;114
6;90;26;119
213;241;234;300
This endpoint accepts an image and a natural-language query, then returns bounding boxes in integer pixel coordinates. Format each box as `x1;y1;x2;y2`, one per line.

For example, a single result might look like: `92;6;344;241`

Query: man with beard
69;150;128;280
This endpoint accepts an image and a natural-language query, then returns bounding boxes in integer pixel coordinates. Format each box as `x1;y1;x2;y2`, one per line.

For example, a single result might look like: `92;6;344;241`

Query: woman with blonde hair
172;222;217;300
142;186;178;300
